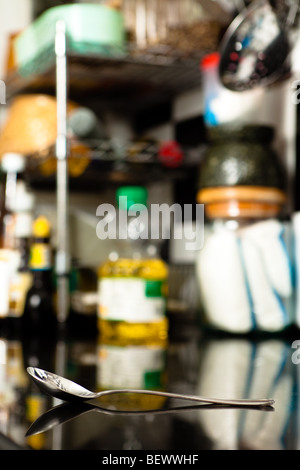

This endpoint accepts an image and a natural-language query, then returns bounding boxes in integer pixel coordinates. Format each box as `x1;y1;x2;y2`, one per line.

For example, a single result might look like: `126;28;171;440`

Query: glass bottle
22;216;56;336
6;213;33;332
4;180;35;336
97;186;168;344
0;152;26;249
0;153;26;325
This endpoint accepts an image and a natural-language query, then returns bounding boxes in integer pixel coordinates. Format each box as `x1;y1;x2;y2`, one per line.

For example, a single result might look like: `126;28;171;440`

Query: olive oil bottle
97;186;168;344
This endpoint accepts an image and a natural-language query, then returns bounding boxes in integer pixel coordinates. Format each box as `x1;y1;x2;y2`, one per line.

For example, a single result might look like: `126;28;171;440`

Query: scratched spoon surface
27;367;274;407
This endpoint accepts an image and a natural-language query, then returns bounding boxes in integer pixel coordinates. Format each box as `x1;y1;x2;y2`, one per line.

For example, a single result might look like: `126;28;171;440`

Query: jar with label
97;186;168;344
196;125;294;334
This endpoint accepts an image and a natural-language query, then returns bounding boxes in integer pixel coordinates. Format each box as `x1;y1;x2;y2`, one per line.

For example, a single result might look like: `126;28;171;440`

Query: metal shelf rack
5;22;207;325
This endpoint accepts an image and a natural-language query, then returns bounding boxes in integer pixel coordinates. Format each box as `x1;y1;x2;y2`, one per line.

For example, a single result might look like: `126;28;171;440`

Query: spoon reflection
25;400;275;437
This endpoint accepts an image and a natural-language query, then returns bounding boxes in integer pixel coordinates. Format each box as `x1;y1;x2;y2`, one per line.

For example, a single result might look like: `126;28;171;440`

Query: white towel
196;219;293;333
196;225;252;333
239;219;293;298
239;220;293;331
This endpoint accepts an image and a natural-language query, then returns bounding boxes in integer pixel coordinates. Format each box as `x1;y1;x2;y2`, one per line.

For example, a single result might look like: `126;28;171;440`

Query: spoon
219;0;294;90
27;367;275;407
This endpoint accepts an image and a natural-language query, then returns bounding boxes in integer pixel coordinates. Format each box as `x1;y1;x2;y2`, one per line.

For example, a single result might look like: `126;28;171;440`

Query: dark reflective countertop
0;314;300;451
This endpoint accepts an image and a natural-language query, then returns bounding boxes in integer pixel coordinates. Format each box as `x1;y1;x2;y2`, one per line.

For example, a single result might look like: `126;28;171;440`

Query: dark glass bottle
22;216;56;336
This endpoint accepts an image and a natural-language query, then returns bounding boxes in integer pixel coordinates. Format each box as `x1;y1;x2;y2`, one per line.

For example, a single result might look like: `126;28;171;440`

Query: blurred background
0;0;300;451
0;0;299;329
0;0;297;263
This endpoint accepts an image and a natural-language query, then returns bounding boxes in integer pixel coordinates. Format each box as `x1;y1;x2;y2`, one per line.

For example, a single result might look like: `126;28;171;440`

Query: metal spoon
219;0;297;90
27;367;275;407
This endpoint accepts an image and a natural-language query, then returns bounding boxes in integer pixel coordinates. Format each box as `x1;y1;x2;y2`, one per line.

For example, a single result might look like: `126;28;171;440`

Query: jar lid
197;186;287;218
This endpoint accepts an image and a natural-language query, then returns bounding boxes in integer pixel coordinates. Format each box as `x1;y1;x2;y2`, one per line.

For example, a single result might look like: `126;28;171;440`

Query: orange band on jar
197;186;287;218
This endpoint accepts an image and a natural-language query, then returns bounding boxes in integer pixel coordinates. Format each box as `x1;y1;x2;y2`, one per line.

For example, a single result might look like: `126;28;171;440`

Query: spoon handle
97;389;274;407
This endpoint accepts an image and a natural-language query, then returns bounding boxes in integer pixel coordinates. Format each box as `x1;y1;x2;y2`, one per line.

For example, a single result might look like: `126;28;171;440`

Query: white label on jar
97;344;165;389
98;277;166;323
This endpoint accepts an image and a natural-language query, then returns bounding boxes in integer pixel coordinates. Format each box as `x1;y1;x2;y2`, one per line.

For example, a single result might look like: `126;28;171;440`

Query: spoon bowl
27;367;275;408
219;0;291;90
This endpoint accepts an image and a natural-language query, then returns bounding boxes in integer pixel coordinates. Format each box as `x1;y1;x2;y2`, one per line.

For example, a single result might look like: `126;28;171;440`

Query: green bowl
14;3;126;75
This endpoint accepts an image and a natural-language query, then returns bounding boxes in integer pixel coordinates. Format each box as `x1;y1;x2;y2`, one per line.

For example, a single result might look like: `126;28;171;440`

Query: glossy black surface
0;317;300;450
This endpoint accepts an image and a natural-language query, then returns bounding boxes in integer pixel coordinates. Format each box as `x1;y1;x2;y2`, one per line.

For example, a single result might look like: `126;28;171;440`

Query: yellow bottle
97;186;168;344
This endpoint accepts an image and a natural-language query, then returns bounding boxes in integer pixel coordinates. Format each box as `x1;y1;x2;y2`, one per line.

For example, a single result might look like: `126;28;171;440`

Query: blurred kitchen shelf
25;138;205;191
5;39;207;187
5;46;204;109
